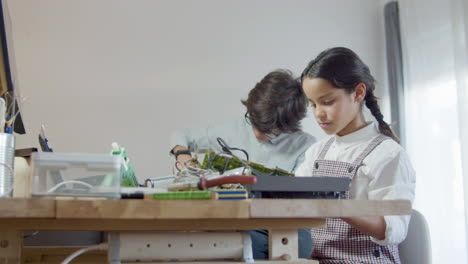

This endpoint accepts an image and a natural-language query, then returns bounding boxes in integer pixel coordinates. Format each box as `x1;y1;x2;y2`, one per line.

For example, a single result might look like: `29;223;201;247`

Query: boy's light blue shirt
170;118;316;173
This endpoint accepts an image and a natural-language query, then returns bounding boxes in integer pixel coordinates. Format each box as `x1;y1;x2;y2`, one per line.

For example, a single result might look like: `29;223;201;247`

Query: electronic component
247;175;352;199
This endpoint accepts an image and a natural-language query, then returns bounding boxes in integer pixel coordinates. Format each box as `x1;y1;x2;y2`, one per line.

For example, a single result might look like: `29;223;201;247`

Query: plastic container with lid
30;152;122;199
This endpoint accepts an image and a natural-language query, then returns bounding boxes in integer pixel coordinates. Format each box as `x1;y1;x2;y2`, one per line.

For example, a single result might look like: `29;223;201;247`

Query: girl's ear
354;82;367;103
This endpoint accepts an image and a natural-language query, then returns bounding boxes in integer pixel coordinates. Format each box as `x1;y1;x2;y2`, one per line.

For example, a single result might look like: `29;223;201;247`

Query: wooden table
0;198;411;264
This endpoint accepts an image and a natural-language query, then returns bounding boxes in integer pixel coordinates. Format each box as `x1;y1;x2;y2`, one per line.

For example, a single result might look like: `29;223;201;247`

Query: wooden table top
0;198;411;231
0;198;411;219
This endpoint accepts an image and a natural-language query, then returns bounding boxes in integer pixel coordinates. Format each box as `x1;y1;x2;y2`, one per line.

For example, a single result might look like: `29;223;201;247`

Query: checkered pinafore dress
311;135;401;264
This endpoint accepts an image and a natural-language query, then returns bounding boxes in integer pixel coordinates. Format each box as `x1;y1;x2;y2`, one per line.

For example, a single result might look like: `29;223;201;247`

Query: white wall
7;0;388;181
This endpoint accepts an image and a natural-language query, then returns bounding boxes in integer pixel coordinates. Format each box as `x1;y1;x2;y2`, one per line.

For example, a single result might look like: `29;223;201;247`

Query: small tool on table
39;125;53;152
38;124;63;184
167;175;257;191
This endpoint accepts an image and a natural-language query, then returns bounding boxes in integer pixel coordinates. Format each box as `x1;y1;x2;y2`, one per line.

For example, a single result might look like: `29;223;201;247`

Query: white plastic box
31;152;122;199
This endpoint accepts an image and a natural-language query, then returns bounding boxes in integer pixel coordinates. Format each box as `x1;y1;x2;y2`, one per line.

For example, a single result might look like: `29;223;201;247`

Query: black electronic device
247;175;352;199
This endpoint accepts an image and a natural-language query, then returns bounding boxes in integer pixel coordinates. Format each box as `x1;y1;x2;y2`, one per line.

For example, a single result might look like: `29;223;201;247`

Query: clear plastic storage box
31;152;122;199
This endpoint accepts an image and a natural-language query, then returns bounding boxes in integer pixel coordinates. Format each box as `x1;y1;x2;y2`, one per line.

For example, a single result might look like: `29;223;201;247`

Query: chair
399;209;432;264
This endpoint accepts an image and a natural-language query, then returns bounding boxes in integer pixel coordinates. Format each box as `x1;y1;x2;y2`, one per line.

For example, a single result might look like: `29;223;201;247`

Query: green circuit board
200;150;293;176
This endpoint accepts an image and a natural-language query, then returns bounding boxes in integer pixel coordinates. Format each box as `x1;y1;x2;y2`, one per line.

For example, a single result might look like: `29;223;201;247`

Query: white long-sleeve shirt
170;118;316;173
295;122;416;245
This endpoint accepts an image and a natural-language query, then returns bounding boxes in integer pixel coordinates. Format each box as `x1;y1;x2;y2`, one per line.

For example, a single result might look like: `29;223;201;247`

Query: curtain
399;0;468;262
384;1;405;146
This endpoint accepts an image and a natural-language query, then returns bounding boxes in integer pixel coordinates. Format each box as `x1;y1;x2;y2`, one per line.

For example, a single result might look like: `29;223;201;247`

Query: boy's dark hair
301;47;399;143
241;69;307;134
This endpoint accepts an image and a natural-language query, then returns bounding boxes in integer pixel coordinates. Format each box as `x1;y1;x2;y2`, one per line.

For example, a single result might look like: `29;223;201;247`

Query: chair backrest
399;209;432;264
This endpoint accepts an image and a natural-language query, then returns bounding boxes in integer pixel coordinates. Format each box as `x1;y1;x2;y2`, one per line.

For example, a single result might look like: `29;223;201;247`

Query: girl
296;47;415;264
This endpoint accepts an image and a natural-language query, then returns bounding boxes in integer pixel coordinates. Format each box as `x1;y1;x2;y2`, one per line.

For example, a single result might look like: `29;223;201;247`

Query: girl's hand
174;154;192;172
341;216;386;240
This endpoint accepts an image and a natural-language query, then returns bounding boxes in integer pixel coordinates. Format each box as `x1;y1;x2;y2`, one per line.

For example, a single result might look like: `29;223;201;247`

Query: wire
47;180;93;193
216;137;249;160
61;243;108;264
144;178;154;188
215;137;274;177
3;92;25;131
23;231;39;238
